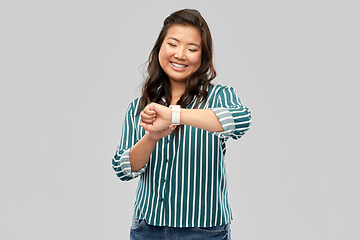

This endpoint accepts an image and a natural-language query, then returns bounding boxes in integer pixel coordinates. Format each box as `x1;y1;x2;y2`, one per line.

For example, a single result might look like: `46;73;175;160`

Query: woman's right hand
140;103;175;141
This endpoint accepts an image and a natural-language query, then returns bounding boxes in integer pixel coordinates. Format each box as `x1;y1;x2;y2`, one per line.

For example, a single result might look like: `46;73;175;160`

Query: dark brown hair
137;9;216;115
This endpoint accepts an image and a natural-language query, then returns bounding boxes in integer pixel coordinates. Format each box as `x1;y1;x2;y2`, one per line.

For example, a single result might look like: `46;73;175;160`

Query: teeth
171;62;186;68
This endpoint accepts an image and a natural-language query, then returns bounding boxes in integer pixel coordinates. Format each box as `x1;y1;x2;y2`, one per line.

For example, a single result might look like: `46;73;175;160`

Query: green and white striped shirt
112;84;251;228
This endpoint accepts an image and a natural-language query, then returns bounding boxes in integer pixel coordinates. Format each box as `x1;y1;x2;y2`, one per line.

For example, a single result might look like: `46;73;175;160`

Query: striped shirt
112;84;251;228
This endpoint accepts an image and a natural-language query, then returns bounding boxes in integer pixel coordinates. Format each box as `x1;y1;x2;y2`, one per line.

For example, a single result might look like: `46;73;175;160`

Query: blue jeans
130;218;231;240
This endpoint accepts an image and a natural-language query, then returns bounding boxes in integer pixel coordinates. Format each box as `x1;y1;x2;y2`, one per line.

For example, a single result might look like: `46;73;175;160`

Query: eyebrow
166;37;201;48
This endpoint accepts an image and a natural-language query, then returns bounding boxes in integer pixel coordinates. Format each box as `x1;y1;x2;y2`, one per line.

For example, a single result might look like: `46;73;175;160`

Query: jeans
130;218;231;240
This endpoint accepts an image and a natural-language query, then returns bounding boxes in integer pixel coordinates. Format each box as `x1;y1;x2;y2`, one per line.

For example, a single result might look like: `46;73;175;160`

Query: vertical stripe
192;127;198;226
147;143;158;221
173;134;179;227
162;136;171;226
204;131;208;225
209;133;214;225
180;127;185;227
214;138;219;225
186;125;192;227
197;129;203;227
153;144;160;223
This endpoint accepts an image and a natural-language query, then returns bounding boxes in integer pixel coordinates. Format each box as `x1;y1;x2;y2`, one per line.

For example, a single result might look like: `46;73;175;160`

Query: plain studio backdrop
0;0;359;239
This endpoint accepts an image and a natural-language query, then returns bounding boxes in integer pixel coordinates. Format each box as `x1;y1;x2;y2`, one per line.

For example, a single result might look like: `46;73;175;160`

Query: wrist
179;108;187;125
144;131;160;143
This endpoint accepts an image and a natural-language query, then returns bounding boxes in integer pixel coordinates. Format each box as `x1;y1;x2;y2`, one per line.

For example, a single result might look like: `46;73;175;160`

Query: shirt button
160;198;164;202
165;159;168;163
162;179;166;183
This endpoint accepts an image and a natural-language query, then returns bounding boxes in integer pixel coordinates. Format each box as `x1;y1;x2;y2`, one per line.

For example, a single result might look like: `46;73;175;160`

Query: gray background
1;0;359;239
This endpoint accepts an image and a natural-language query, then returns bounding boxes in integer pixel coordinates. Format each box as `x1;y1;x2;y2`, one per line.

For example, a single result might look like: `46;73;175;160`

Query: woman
112;8;251;239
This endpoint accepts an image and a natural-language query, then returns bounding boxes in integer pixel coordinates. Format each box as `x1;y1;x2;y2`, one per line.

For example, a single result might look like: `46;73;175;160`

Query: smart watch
169;105;181;125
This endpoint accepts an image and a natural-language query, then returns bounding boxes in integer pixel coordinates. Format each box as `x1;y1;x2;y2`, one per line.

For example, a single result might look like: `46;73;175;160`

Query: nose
174;47;186;60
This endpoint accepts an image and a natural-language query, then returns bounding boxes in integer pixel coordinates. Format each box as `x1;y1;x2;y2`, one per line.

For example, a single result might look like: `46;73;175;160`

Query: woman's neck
170;80;186;105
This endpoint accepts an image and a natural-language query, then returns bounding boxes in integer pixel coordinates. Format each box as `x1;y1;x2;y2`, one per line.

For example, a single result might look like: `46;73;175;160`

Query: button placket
159;140;168;205
159;134;173;207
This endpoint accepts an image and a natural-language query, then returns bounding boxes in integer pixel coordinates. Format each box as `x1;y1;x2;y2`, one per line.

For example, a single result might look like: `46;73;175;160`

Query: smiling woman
112;8;252;240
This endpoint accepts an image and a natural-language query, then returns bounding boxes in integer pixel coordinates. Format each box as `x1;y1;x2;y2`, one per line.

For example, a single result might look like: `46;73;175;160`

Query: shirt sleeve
211;85;252;140
112;101;147;181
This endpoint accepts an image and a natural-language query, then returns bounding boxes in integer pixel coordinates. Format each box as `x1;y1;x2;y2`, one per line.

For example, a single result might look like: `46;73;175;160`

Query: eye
188;49;198;52
168;43;176;47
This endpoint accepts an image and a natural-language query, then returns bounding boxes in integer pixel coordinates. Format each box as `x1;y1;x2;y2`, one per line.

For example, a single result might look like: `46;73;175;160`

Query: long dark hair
137;9;216;115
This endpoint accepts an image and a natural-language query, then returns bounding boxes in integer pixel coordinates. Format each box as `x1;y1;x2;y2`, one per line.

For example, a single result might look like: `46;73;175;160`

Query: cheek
190;53;202;69
159;46;171;65
159;45;171;58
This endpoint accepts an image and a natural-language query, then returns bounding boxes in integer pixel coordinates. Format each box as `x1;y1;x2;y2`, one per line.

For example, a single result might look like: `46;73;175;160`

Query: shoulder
208;83;238;96
206;83;243;107
125;97;141;116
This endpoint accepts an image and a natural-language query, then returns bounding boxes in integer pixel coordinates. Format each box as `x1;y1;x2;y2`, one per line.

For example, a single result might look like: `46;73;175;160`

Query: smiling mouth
171;62;187;68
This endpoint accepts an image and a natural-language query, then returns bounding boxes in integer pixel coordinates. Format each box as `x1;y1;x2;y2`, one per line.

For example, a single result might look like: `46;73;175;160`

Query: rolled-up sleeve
211;86;252;140
112;101;147;181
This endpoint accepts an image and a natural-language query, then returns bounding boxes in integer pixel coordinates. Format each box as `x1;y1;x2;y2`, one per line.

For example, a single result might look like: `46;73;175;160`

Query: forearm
180;108;224;132
129;132;158;172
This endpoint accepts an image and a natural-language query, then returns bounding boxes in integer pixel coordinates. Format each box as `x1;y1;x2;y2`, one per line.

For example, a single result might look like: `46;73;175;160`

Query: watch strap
169;105;181;125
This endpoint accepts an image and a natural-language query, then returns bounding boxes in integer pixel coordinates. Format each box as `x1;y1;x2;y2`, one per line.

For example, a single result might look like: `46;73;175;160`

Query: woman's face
159;24;202;83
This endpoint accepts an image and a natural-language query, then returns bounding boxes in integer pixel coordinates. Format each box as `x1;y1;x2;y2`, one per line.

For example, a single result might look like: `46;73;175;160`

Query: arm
129;125;175;172
140;86;251;139
140;103;224;133
112;101;145;181
128;132;158;172
112;101;176;179
180;109;224;132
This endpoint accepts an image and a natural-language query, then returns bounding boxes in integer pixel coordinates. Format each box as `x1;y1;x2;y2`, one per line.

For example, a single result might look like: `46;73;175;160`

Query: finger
141;108;155;117
140;118;153;124
141;111;156;122
139;121;157;132
141;113;155;123
141;118;154;124
143;108;156;116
